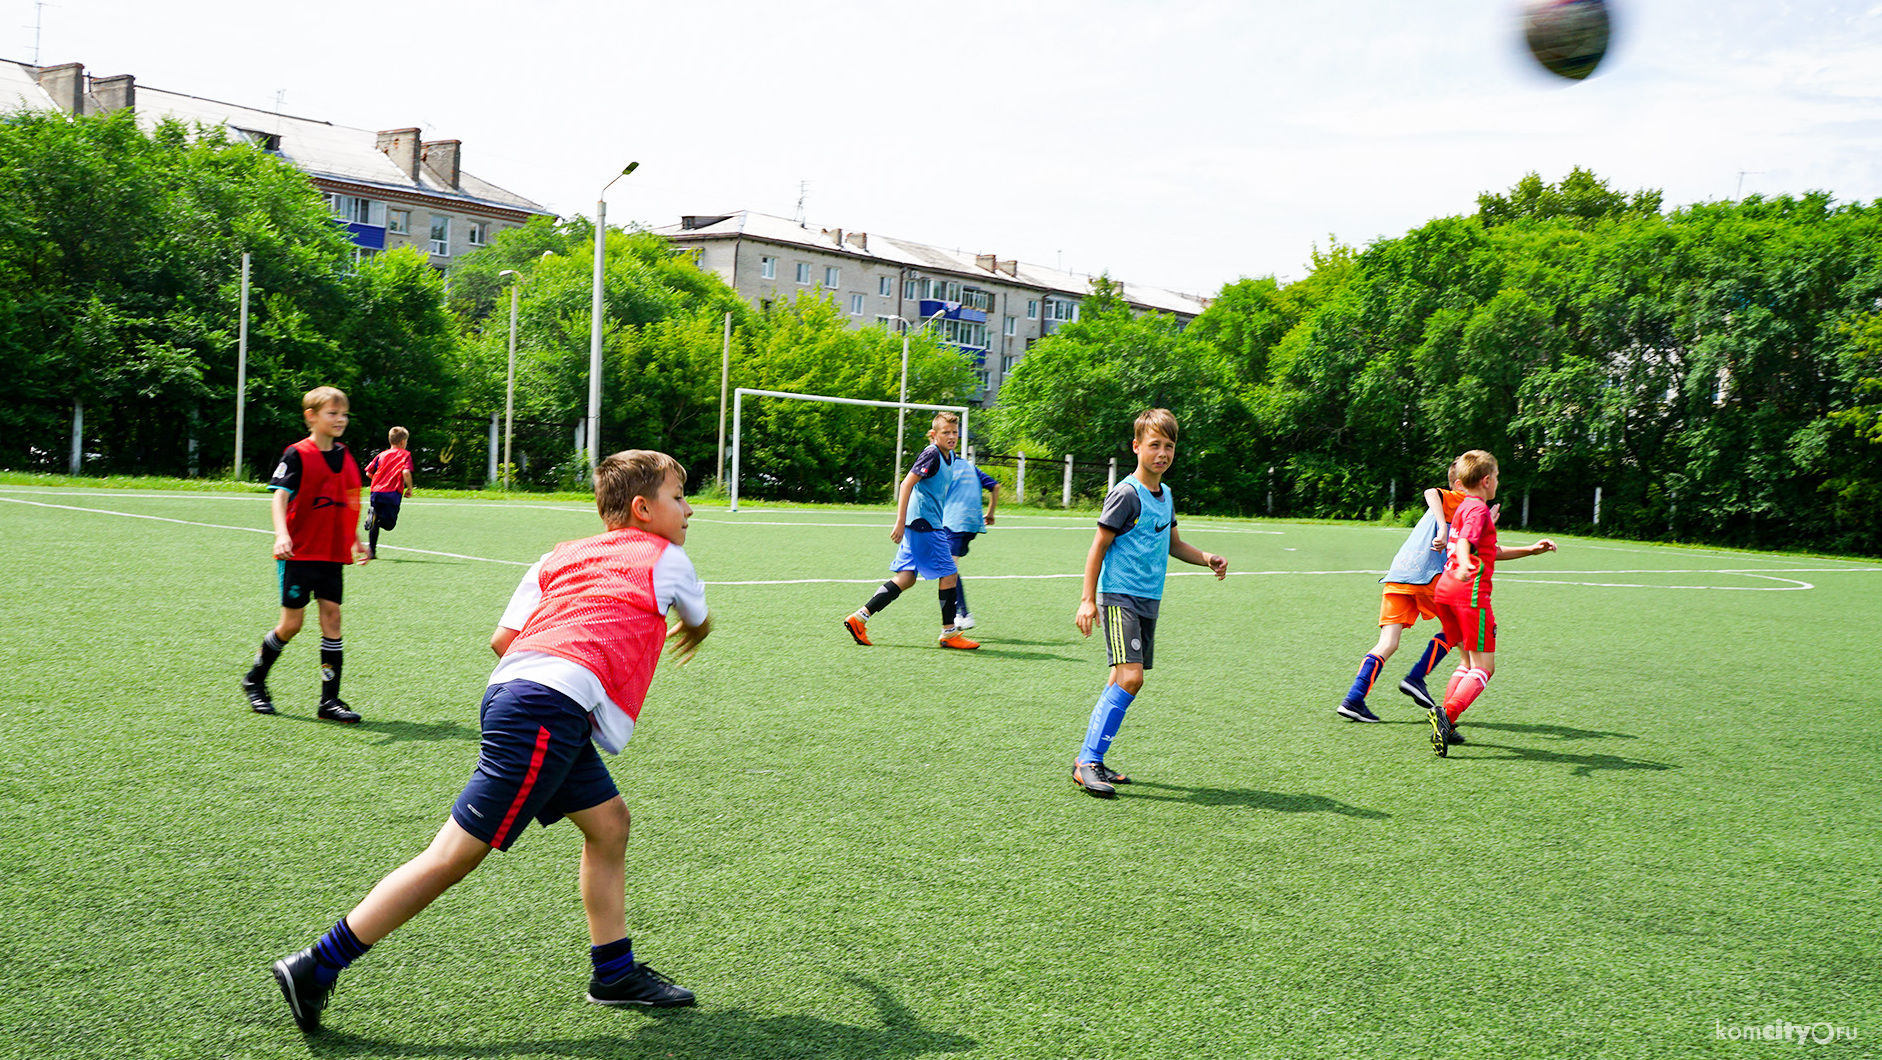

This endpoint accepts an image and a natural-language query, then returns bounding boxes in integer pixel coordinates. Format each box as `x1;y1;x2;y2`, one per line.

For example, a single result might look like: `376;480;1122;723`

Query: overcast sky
9;0;1881;294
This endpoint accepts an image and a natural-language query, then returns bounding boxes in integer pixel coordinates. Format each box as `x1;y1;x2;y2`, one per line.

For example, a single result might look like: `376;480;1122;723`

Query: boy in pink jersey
1427;449;1557;757
271;450;712;1032
361;426;415;560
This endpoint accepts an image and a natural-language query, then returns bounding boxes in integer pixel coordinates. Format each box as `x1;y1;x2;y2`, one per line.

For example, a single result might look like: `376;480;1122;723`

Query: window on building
795;262;811;284
824;266;840;288
975;369;990;390
233;128;282;151
941;318;988;349
387;209;410;235
850;294;866;315
1026;300;1039;320
466;221;489;247
1048;299;1078;321
351;247;378;267
1001;354;1018;374
324;193;384;226
429;215;450;256
878;276;893;297
1003;316;1017;336
904;278;919;299
761;256;776;279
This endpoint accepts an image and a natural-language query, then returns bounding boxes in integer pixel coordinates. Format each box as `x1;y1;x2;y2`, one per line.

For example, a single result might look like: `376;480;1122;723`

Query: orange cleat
843;613;872;646
937;629;980;650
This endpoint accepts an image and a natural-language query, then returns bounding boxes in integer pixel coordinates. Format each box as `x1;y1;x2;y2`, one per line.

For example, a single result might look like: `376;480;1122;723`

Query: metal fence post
1062;453;1073;508
1523;488;1531;528
1107;456;1116;493
487;412;499;486
1016;452;1025;503
1594;486;1602;526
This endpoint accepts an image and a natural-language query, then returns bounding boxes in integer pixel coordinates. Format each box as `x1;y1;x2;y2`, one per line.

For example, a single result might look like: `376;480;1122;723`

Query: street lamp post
587;161;639;476
497;269;520;491
893;307;949;488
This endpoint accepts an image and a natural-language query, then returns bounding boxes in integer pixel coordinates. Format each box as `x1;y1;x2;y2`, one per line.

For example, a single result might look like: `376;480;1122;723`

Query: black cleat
271;947;333;1033
1446;726;1466;745
242;675;275;715
317;699;361;724
586;963;696;1008
1336;700;1383;723
1090;761;1133;786
1428;706;1456;757
1072;760;1116;798
1398;677;1437;712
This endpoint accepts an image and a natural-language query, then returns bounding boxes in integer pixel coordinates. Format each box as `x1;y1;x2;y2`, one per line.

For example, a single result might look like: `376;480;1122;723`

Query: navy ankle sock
313;917;371;985
591;936;635;981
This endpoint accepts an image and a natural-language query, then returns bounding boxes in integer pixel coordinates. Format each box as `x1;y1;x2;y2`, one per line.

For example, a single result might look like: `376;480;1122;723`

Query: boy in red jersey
361;426;415;560
1427;450;1558;757
270;450;711;1032
241;386;369;722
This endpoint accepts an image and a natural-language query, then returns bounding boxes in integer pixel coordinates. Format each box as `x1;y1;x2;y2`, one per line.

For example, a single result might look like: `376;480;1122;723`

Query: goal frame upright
728;387;970;512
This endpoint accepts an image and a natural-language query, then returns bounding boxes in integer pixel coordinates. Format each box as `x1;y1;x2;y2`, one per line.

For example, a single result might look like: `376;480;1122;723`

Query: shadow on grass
273;715;479;745
967;646;1084;663
1126;781;1390;818
307;976;975;1060
1463;741;1674;778
1465;720;1639;741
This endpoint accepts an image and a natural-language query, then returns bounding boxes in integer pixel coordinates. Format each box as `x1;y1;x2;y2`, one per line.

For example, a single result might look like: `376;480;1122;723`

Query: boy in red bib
270;450;712;1032
361;426;415;559
1427;449;1558;756
241;386;369;722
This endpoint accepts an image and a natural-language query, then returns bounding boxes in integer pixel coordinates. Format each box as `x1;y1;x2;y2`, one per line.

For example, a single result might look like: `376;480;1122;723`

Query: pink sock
1446;668;1490;721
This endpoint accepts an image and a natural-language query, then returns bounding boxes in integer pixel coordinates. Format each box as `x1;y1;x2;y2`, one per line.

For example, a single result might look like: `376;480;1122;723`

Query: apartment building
655;211;1209;404
1;59;554;268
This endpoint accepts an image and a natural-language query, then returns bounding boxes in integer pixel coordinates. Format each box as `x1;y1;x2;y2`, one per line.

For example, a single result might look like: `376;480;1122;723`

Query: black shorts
1099;603;1156;670
279;560;344;609
949;531;978;558
369;491;402;531
451;681;619;851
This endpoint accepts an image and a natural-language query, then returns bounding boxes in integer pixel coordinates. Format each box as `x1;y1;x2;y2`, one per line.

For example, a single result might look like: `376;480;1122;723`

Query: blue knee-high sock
1404;635;1452;683
312;917;371;985
1344;653;1383;706
591;936;635;981
1079;684;1136;765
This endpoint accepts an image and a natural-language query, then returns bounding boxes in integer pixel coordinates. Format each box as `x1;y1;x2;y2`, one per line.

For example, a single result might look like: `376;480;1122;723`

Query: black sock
953;578;969;615
863;581;902;616
320;637;343;701
250;631;286;680
940;585;958;627
369;522;381;553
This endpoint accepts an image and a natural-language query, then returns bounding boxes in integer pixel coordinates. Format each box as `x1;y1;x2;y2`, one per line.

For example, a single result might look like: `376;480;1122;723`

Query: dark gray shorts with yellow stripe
1099;602;1157;670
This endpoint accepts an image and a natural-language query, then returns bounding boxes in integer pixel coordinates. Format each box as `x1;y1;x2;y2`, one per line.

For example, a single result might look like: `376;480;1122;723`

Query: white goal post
729;387;970;512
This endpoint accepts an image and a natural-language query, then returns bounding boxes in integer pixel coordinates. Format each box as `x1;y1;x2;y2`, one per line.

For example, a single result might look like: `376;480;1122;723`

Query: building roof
656;210;1210;317
1;59;552;218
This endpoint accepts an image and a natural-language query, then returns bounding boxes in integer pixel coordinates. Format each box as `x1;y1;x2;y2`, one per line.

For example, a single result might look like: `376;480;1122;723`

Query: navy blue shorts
949;531;978;558
451;680;619;852
368;491;402;531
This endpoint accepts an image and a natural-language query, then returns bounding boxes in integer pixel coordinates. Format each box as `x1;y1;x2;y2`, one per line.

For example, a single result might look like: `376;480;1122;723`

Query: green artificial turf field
1;484;1877;1059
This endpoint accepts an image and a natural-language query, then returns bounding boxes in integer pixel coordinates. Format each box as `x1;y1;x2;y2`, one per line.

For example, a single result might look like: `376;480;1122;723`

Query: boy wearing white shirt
271;450;711;1033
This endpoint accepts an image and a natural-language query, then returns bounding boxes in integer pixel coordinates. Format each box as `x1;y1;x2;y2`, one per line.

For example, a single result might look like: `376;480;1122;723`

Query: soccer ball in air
1521;0;1611;81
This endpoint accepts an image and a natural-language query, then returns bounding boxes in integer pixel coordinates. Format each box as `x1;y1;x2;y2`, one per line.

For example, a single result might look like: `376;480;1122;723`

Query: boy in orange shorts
1427;450;1557;756
1337;468;1466;723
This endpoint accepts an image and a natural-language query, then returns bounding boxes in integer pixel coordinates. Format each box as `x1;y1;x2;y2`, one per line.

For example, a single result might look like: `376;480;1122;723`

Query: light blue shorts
891;527;956;579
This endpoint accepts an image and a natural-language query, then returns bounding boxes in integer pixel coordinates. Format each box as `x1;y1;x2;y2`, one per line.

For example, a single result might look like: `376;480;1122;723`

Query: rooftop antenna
274;89;287;112
1736;170;1763;199
29;1;55;66
794;180;808;226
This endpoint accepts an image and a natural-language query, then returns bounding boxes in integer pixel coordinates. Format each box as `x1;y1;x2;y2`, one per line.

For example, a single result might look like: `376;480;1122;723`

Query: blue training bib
1098;477;1174;600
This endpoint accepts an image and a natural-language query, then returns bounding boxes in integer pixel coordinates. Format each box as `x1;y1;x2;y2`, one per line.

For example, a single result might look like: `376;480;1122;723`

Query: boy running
270;450;711;1031
843;412;979;650
362;426;415;560
1427;449;1558;756
241;386;369;722
1071;409;1227;798
1337;469;1465;722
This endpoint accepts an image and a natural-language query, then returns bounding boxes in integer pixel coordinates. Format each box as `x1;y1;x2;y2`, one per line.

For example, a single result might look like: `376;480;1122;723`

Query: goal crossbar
729;387;969;512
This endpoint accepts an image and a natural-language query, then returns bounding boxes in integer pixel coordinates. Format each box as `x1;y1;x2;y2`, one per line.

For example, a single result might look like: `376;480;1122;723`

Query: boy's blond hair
1134;408;1179;443
1454;450;1499;488
928;411;960;437
388;426;409;446
594;450;686;528
303;386;348;413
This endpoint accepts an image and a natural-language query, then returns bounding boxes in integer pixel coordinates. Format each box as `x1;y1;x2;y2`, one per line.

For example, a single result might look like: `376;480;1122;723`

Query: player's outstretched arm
668;615;712;663
1168;530;1226;580
1496;539;1557;560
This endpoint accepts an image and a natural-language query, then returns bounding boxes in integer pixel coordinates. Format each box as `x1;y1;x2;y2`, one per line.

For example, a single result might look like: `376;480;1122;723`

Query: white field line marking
0;497;531;566
687;517;1283;534
1497;573;1814;591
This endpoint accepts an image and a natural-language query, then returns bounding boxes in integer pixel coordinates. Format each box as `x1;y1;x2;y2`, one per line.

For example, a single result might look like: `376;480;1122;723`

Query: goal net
728;387;970;512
